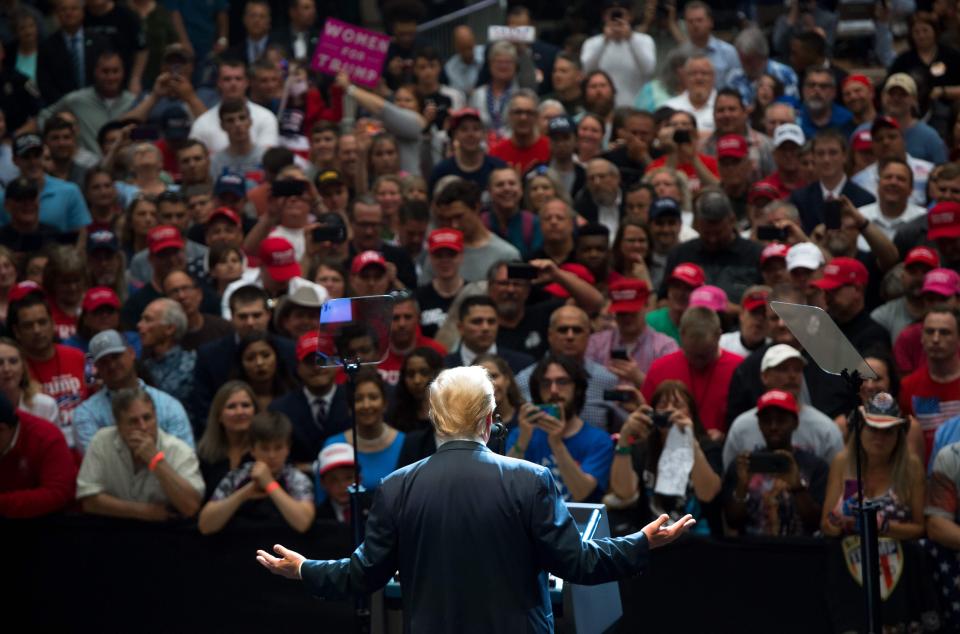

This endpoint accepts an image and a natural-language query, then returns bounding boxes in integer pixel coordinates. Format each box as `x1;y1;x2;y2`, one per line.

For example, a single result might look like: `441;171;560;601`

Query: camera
611;348;629;361
312;225;346;244
651;411;672;429
272;179;307;197
506;263;538;280
748;451;792;473
822;199;843;230
757;225;787;242
602;389;631;402
673;129;692;145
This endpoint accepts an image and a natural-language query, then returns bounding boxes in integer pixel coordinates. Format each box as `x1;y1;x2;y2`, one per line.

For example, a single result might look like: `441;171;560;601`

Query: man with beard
811;194;899;310
841;75;876;128
489;91;551;175
810;257;889;350
575;159;623;236
581;70;617;127
722;344;843;471
796;68;854;140
852;117;933;207
871;247;940;343
487;260;602;359
581;1;655;109
484;167;542;260
702;88;775;180
664;54;717;134
508;353;613;502
855;159;928;244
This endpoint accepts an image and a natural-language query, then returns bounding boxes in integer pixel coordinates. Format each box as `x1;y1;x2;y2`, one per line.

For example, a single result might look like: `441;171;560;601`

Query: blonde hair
428;366;495;439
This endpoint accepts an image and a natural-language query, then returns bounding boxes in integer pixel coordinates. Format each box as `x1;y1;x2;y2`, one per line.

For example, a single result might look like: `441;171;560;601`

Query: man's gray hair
683;51;714;71
734;27;769;59
488;40;518;62
762;199;800;222
111;387;155;423
538;98;564;115
509;88;540;111
154;298;188;342
586;157;619;176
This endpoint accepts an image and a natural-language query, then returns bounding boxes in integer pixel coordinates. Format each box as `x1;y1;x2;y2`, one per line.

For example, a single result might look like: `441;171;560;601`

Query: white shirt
663;89;717;133
304;385;335;422
189;99;280;154
851;155;934;207
459;343;497;367
580;32;656;107
855;201;927;250
819;175;847;201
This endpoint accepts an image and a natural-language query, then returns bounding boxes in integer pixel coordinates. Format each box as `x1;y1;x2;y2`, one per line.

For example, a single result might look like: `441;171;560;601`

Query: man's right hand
642;513;696;549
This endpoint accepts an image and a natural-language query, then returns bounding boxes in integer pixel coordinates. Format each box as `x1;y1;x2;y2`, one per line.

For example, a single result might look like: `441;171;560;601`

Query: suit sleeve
530;467;649;585
300;483;399;598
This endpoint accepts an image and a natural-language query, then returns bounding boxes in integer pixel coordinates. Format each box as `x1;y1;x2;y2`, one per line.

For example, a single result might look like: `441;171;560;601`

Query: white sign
654;425;695;497
487;25;536;43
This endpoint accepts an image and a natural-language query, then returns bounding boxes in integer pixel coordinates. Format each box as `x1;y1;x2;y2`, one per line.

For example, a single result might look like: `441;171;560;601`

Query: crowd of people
2;0;960;624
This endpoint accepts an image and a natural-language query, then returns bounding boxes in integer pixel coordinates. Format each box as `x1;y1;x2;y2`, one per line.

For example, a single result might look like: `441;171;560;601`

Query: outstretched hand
641;514;696;549
256;544;306;580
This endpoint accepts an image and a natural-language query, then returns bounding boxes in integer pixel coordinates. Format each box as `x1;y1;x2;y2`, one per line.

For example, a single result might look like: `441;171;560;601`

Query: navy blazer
268;385;350;464
790;180;876;234
443;347;534;375
191;333;297;434
300;440;649;633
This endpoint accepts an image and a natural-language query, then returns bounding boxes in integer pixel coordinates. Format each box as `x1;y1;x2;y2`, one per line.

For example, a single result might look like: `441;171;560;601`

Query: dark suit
444;347;534;375
573;188;626;226
396;428;437;468
300;440;649;633
37;30;103;104
191;333;297;434
790;179;876;234
268;385;350;464
228;36;281;67
271;27;319;61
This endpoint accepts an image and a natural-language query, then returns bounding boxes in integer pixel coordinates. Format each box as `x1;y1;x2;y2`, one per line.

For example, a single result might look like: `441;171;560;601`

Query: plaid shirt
725;59;798;106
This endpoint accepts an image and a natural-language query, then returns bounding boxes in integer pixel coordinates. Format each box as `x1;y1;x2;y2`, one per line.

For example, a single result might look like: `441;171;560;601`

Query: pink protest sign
311;18;390;88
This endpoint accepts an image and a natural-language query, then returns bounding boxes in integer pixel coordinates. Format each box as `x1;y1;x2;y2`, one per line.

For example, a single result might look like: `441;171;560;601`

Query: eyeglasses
555;325;585;334
539;377;573;389
805;82;834;90
510;109;537;117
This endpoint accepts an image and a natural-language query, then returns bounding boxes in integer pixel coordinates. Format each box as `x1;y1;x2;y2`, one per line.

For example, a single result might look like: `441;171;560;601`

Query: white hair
428;366;495;440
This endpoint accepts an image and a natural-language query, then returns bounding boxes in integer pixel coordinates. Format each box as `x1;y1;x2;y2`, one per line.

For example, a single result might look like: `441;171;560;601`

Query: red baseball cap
206;206;241;227
871;115;900;135
717;134;748;160
147;225;184;254
811;257;869;290
742;288;769;313
544;263;595;298
748;182;780;205
351;250;387;275
761;242;789;265
427;228;463;254
318;442;357;476
851;129;872;152
608;278;651;313
904;246;939;269
668;263;705;288
82;287;120;312
295;330;336;361
447;108;482;132
258;236;301;282
928;202;960;240
922;268;960;298
842;74;873;91
757;389;799;416
8;280;43;303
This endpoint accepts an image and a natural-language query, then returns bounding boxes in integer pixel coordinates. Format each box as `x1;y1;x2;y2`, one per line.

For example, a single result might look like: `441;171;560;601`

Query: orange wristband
148;451;165;471
264;481;281;494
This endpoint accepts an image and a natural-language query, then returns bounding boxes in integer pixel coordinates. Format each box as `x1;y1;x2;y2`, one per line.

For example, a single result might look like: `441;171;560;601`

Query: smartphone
673;129;692;145
603;389;631;402
610;8;624;19
757;225;787;242
506;263;538;280
748;451;792;474
272;179;307;197
611;348;629;361
822;199;843;230
170;63;183;77
536;403;561;419
129;125;160;141
312;225;346;243
652;410;672;429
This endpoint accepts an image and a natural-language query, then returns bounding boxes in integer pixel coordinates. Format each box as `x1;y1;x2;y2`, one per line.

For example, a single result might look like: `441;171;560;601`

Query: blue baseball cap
649;197;682;220
214;172;246;198
87;228;120;254
547;116;575;137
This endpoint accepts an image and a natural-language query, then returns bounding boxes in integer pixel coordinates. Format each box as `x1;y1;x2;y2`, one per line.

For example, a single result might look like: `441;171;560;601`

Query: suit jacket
228;35;281;67
36;30;102;104
443;347;534;375
300;440;650;633
270;27;319;61
268;386;350;464
396;428;437;468
790;179;876;234
191;333;297;434
573;188;626;226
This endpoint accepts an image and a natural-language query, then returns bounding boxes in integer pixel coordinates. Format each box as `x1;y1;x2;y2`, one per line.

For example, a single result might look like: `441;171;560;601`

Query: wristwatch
790;476;809;494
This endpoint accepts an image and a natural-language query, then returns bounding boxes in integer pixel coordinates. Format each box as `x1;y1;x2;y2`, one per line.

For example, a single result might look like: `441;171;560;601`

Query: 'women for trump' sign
311;18;390;88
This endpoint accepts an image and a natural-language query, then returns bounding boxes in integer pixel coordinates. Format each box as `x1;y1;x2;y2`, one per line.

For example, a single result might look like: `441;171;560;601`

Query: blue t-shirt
428;154;506;194
797;102;855;140
317;431;406;503
506;422;613;502
851;120;948;166
0;175;90;231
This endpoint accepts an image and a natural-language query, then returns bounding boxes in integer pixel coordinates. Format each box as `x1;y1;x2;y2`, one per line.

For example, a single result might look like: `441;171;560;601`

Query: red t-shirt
641;349;744;432
49;304;78;341
377;334;448;386
894;322;925;376
757;172;806;200
645;155;719;193
899;368;960;465
489;136;551;174
27;345;88;444
0;410;78;518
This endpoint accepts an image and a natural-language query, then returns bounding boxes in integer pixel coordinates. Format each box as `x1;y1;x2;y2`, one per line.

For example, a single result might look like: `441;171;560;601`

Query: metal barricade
415;0;507;62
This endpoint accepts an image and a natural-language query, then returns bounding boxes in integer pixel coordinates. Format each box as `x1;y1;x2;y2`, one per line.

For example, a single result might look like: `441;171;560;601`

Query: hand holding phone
506;263;538;280
748;451;792;474
822;199;843;230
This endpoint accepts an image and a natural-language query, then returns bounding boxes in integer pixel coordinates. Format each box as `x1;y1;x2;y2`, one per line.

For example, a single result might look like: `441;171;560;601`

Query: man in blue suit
258;366;693;632
789;128;875;234
269;330;350;470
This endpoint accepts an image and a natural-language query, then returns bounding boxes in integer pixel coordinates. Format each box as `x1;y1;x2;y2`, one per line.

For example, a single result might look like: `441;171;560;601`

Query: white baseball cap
786;242;824;272
318;443;356;476
761;343;806;372
773;123;805;148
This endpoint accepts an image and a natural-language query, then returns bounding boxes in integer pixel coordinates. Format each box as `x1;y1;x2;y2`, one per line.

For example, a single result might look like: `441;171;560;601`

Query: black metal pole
342;357;370;634
842;370;882;633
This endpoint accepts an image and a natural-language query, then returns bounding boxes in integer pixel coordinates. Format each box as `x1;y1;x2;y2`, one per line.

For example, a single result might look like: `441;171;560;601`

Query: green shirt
645;307;680;343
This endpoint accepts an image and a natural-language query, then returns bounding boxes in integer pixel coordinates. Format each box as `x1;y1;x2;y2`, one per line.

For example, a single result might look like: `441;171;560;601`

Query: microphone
490;414;507;440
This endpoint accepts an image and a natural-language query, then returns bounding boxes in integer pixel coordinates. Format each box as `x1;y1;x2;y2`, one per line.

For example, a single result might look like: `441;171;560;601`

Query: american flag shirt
899;370;960;466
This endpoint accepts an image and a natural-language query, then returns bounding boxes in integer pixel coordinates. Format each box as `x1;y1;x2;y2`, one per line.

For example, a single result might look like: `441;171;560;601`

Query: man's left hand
256;544;306;580
642;514;696;549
